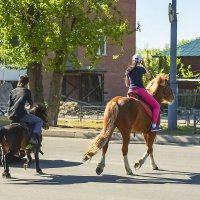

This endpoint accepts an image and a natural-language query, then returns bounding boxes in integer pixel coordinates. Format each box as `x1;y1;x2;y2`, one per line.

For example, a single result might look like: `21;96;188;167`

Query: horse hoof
96;167;103;175
126;171;133;175
19;150;26;159
24;163;28;170
153;166;159;170
37;169;43;174
134;162;141;170
2;172;11;178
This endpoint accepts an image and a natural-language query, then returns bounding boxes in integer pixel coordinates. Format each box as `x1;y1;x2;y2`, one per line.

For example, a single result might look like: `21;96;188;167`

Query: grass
1;116;199;135
161;125;200;135
58;119;103;129
58;119;200;135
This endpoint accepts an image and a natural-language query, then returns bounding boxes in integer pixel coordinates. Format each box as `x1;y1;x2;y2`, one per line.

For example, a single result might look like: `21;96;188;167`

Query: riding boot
26;135;41;152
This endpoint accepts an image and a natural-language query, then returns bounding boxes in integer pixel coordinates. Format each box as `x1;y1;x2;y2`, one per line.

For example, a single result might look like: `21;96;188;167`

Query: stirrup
26;144;33;151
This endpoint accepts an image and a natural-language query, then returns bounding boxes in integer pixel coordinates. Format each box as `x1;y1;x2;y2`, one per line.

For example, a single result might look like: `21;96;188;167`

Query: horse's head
146;73;174;104
30;104;49;130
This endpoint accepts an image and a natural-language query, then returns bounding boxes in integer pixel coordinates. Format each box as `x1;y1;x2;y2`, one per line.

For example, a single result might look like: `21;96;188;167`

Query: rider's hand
140;60;145;66
125;70;130;76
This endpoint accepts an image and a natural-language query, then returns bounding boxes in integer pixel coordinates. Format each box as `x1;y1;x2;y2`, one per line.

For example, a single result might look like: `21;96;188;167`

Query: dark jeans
20;113;43;137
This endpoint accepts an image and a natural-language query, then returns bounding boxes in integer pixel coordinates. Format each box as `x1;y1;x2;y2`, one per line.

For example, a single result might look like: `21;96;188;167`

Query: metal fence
61;104;200;129
160;108;200;129
1;98;200;130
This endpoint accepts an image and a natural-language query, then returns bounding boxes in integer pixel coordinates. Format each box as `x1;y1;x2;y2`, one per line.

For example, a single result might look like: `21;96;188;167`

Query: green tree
0;0;129;125
138;49;170;85
138;46;199;86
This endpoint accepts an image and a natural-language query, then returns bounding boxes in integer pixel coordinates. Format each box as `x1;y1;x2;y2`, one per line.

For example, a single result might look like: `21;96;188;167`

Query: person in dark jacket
7;75;43;146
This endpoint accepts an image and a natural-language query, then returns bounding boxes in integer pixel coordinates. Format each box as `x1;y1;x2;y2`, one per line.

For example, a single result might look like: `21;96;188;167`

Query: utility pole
168;0;178;130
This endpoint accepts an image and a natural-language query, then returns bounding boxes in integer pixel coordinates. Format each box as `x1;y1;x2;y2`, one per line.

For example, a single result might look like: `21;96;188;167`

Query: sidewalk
43;127;200;145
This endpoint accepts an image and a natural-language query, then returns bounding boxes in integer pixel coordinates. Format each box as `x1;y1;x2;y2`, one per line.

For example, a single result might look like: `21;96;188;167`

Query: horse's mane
30;103;46;114
146;73;168;95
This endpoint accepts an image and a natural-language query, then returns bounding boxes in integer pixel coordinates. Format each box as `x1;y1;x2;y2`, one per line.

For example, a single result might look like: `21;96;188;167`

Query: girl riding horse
83;73;174;175
125;54;161;132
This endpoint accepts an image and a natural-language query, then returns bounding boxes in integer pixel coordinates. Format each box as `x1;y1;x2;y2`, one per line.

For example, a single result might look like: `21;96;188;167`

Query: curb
43;128;200;145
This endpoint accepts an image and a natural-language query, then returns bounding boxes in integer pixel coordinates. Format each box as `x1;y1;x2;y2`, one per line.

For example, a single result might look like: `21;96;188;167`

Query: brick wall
43;0;136;103
78;0;136;102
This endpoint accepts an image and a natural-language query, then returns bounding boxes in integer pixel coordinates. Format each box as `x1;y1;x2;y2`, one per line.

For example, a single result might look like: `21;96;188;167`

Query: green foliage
178;64;200;79
137;49;170;85
138;45;199;85
0;0;128;71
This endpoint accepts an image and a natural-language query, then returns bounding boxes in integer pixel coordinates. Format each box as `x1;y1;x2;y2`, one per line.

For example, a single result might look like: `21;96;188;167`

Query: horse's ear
159;74;168;86
168;73;170;81
160;79;166;86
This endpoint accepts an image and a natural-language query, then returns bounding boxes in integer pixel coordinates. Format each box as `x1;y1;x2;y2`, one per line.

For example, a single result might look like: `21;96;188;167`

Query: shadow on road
8;159;82;169
6;168;200;186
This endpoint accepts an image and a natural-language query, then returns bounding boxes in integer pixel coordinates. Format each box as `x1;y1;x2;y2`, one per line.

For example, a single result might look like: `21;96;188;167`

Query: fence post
186;110;190;126
194;112;196;132
79;105;83;122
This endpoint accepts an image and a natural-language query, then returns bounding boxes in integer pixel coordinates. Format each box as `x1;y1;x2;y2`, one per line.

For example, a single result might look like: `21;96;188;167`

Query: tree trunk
47;71;63;126
27;62;44;103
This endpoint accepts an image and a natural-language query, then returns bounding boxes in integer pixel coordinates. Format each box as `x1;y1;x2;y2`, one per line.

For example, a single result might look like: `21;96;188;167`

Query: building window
97;36;107;56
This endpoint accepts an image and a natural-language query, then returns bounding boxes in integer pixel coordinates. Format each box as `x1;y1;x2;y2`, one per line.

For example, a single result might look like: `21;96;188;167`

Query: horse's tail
83;101;119;162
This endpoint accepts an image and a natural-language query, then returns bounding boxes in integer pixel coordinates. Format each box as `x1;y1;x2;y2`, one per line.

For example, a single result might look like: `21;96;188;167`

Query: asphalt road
0;137;199;200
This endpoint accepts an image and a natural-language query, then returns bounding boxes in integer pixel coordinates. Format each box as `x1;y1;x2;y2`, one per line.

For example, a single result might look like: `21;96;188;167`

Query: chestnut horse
0;104;49;178
83;73;174;175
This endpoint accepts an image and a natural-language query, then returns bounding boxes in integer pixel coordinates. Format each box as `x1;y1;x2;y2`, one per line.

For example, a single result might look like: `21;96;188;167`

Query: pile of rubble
58;101;80;118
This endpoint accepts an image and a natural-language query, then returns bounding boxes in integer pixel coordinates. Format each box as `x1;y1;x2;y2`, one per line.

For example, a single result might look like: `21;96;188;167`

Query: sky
136;0;200;50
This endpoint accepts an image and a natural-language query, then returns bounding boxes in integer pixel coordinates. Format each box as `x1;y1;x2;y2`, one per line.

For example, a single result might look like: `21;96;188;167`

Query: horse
0;104;49;178
83;73;174;175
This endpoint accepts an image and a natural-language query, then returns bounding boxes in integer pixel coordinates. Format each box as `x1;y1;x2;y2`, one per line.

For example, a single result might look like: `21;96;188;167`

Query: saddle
11;122;33;138
11;122;41;153
127;92;153;118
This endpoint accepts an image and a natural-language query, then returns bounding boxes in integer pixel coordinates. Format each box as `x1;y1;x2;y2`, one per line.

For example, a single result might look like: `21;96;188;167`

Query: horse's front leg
24;152;32;169
134;132;157;170
1;151;12;178
34;150;43;174
150;153;159;170
134;151;149;170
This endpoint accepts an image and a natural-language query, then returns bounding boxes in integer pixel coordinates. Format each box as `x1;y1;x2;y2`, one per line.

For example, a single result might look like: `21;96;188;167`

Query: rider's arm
141;60;151;80
26;89;33;108
125;74;130;87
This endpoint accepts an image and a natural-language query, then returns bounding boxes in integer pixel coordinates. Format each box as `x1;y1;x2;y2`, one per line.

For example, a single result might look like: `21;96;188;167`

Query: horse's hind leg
34;151;43;174
96;134;112;175
146;133;158;170
121;133;133;175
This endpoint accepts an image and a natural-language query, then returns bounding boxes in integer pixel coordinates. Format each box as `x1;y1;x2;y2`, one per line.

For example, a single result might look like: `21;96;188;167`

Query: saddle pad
139;101;153;118
129;97;153;118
